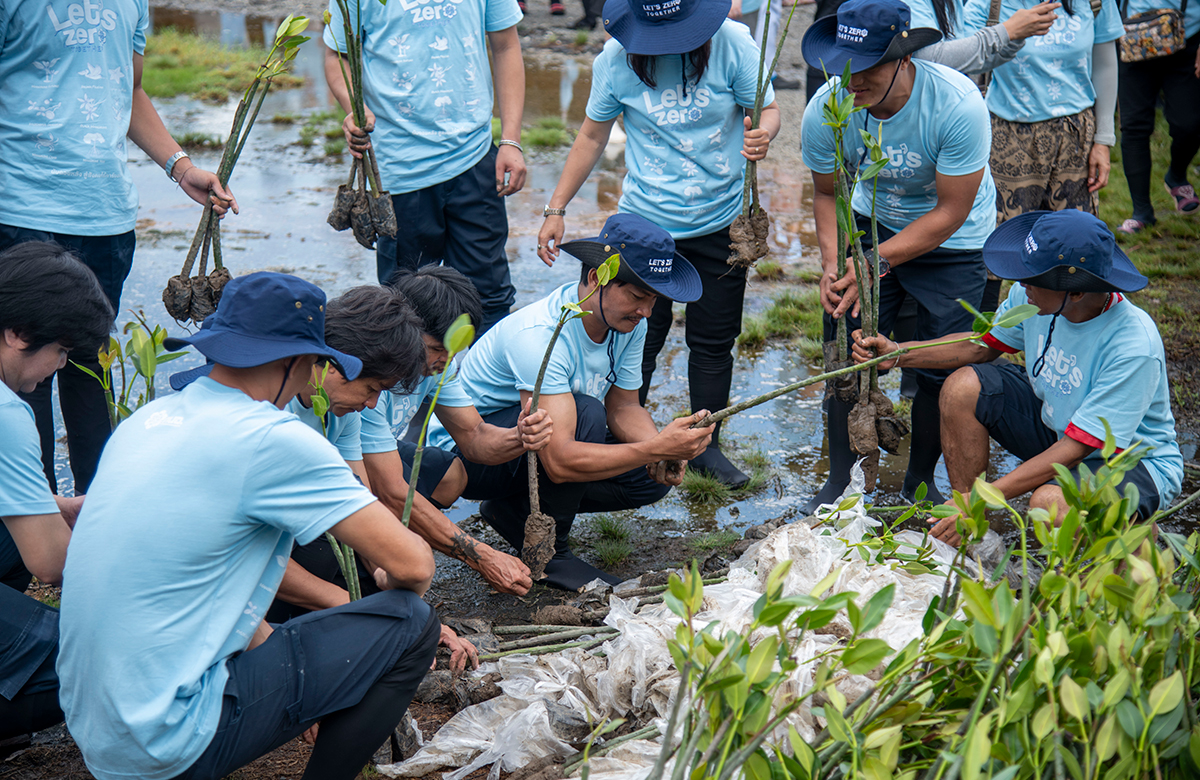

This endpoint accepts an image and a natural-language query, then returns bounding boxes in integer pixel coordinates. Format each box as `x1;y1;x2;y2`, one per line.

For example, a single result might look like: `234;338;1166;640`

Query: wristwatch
164;150;190;182
543;205;566;217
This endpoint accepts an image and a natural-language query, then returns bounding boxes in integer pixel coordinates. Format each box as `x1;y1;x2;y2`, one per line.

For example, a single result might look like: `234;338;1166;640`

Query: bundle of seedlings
163;15;310;325
522;255;620;580
728;0;801;269
324;0;397;248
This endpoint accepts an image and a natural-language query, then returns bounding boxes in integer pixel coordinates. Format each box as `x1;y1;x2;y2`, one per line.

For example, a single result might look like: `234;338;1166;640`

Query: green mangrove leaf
1034;647;1055;686
841;638;893;674
745;636;778;685
857;584;895;635
1115;699;1144;738
1060;676;1089;721
1031;702;1057;740
962;713;993;780
1147;703;1185;745
1101;418;1117;459
972;478;1008;510
811;566;842;599
743;750;771;780
1189;725;1200;768
991;303;1038;330
443;313;475;356
1149;671;1185;716
961;580;997;628
597;254;620;286
1095;716;1120;761
765;560;793;599
788;725;815;777
863;724;902;751
824;703;854;744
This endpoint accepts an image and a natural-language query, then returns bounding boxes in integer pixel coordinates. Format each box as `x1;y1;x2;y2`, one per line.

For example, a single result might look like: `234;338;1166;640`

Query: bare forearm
323;46;355;115
605;402;661;445
277;559;350;611
877;205;967;265
381;480;488;568
489;30;524;143
895;334;998;370
993;437;1093;499
547;121;610;209
455;423;525;465
813;187;841;272
127;88;184;168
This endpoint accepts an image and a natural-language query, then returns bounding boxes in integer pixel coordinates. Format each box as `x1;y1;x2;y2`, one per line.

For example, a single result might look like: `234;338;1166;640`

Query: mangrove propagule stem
497;626;618;651
477;636;607;662
527;311;571;515
562;725;662;777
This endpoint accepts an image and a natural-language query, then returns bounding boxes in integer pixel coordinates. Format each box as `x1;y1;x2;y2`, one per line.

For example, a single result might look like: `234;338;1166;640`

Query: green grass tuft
594;537;633;568
688;530;741;554
738;287;824;361
174;131;224;150
323;139;346;157
141;28;303;100
574;30;590;46
754;260;784;280
594;515;631;541
682;469;732;505
525;117;572;149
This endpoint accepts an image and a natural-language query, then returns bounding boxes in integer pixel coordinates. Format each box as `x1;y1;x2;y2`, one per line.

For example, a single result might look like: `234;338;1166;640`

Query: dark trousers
458;395;670;550
641;226;748;444
1118;33;1200;224
375;146;515;333
0;225;134;494
175;590;438;780
0;589;62;741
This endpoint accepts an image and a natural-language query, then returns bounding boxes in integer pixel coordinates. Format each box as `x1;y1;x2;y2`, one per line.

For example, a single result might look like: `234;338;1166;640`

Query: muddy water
45;13;1195;569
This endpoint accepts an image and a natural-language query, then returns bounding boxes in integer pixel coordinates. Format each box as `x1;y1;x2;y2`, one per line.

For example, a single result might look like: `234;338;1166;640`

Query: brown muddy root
328;183;355;231
370;190;398;238
508;756;565;780
414;670;503;709
726;209;770;268
162;275;193;322
522;510;556;581
531;605;584;626
870;389;910;455
860;449;880;491
208;267;232;307
848;397;878;456
188;275;217;322
350;195;377;250
823;342;860;404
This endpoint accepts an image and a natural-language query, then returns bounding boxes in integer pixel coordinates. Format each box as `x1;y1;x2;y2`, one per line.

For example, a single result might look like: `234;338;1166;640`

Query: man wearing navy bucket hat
852;212;1183;547
800;0;1000;511
57;272;445;780
428;214;716;590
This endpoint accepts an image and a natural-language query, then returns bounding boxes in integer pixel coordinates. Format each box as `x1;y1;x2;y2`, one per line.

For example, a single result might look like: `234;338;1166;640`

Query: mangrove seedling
76;312;187;429
400;314;476;528
522;254;620;581
728;0;802;268
163;15;310;325
324;0;398;248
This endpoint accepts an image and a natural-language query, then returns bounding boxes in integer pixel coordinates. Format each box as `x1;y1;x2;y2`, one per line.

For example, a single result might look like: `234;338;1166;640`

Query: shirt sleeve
586;43;625;122
485;0;523;32
0;403;58;517
984;285;1027;352
1093;0;1126;45
133;0;149;55
934;83;992;176
960;0;989;34
1066;355;1160;450
729;23;776;109
332;413;364;461
359;405;400;455
242;420;377;545
432;367;476;408
323;0;349;54
800;83;839;175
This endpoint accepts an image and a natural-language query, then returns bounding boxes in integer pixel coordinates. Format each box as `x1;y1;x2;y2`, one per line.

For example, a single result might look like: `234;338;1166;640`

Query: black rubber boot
543;525;621;591
689;422;750;489
801;394;856;514
901;388;946;505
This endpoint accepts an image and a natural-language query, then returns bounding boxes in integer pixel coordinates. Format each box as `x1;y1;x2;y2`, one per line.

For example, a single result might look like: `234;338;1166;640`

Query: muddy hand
538;217;564;267
439;625;480;673
742;116;770;161
851;329;900;369
655;411;713;463
177;165;239;217
495;144;526;197
342;107;375;159
517;398;553;451
479;548;533;596
929;507;964;548
647;459;686;486
302;723;319;745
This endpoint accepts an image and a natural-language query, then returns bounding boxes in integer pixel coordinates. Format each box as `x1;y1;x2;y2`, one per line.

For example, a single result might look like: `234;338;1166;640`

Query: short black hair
324;285;426;394
388;265;482;343
0;241;114;352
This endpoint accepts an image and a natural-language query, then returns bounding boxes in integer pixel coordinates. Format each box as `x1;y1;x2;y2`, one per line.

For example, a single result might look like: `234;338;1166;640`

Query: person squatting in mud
852;211;1184;547
799;0;998;512
0;243;114;743
425;214;717;591
54;272;448;780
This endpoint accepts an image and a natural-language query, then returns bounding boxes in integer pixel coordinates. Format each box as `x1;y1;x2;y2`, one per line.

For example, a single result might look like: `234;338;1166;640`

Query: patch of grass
594;515;631;541
492;116;502;145
738;287;824;361
594;537;633;567
754;259;784;280
271;112;299;124
141;27;303;100
893;396;912;424
323;139;346;157
39;593;60;609
688;529;741;555
525;117;573;149
298;125;318;147
682;469;732;505
574;30;590;46
293;109;347;152
174;131;224;150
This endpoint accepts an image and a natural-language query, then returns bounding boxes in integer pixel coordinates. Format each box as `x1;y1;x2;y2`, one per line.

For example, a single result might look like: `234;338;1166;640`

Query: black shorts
969;360;1161;518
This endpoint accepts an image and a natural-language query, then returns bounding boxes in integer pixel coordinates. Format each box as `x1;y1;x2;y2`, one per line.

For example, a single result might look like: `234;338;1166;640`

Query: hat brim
983;211;1149;293
163;330;364;382
602;0;731;55
169;362;215;392
560;239;703;303
801;13;941;74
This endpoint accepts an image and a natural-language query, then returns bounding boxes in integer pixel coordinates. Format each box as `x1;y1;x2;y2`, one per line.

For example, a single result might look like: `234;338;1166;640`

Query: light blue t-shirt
428;282;646;451
586;20;776;239
964;0;1124;122
1122;0;1200;37
323;0;521;194
0;0;148;234
360;372;475;453
987;286;1183;505
909;0;969;36
285;395;364;461
801;60;998;250
0;384;58;518
57;378;376;780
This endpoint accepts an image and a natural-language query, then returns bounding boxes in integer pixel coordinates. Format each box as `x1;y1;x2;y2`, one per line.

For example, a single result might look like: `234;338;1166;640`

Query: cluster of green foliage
649;438;1200;780
76;313;186;429
142;27;303;101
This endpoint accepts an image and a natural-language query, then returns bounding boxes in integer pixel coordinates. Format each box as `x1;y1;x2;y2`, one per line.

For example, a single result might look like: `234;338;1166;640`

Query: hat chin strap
1030;295;1068;379
273;356;300;407
858;60;904;168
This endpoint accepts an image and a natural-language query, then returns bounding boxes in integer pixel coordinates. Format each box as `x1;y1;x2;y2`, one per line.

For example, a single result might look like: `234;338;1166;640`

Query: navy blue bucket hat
602;0;731;56
560;214;703;302
983;211;1148;293
802;0;941;75
164;272;362;391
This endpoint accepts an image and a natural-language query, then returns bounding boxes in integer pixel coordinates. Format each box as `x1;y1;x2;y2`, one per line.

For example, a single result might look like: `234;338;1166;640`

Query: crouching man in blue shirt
427;214;716;590
57;273;442;780
853;211;1184;547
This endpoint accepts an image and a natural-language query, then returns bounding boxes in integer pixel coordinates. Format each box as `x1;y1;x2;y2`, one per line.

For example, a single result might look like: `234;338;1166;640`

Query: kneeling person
58;273;440;780
427;214;715;590
853;211;1183;546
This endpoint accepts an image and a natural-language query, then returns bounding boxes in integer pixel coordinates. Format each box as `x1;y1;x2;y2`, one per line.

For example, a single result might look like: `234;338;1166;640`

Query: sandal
1116;218;1148;234
1166;182;1200;213
518;0;527;12
550;1;566;13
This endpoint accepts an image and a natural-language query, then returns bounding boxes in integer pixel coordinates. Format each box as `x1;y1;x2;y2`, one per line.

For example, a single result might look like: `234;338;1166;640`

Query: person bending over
58;273;441;780
0;243;112;741
852;211;1183;546
428;214;715;590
